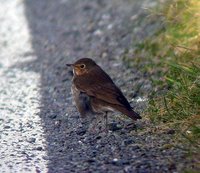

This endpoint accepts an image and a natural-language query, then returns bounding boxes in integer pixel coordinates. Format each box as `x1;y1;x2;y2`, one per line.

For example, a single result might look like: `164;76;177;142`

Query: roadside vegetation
125;0;200;157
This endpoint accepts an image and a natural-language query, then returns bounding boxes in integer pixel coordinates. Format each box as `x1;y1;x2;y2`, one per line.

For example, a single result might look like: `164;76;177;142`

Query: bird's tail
114;106;142;120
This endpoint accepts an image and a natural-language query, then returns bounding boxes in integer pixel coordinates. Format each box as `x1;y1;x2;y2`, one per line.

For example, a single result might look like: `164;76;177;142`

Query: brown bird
67;58;141;126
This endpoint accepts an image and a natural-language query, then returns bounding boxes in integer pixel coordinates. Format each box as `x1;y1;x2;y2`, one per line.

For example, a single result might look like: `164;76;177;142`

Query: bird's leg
104;112;108;132
88;113;99;134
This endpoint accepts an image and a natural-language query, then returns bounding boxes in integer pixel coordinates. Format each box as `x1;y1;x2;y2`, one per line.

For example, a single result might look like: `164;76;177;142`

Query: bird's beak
66;63;74;67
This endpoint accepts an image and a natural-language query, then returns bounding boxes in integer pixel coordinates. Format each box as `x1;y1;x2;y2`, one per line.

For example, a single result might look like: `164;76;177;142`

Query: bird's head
66;58;97;76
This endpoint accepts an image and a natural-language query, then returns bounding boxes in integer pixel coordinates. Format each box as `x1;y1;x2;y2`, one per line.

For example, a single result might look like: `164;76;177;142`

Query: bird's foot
124;122;137;132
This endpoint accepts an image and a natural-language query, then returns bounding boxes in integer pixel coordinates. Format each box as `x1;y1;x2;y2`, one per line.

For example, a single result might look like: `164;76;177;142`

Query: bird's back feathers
73;65;141;120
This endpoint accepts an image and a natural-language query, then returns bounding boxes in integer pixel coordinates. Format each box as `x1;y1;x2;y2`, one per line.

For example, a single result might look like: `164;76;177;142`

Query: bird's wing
74;66;132;110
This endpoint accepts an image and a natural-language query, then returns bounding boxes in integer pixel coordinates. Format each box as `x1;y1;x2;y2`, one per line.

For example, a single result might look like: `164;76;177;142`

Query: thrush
67;58;141;124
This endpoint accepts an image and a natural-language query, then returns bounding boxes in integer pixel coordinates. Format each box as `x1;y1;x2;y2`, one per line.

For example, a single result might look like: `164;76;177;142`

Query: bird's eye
80;64;85;69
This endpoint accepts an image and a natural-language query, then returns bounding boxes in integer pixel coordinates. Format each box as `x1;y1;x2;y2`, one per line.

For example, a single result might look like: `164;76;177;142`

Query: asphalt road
0;0;194;172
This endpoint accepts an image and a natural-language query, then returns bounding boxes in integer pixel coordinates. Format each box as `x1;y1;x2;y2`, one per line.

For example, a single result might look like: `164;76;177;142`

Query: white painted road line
0;0;48;172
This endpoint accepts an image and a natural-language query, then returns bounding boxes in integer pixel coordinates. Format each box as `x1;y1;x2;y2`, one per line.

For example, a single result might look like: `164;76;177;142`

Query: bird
66;58;141;128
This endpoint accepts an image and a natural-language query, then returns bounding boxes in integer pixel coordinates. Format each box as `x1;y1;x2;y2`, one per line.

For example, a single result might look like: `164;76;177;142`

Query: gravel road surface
0;0;194;172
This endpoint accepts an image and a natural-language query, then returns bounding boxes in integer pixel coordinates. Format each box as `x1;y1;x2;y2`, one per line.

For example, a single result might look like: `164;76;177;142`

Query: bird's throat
74;67;87;76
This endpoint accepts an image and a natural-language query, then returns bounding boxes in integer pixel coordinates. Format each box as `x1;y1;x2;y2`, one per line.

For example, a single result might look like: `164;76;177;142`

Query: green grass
125;0;200;151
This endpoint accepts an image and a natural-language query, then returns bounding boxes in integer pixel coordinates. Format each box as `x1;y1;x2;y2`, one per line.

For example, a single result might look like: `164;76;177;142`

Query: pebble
4;125;11;129
76;129;87;136
123;139;134;146
35;147;43;151
48;114;57;119
27;137;36;143
93;29;103;36
108;122;123;131
166;129;175;135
